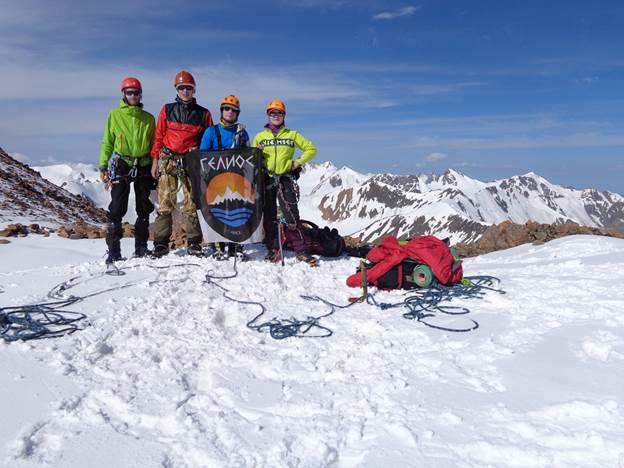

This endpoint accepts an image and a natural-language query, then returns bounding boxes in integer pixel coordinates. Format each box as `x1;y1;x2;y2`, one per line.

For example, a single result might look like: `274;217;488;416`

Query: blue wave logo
210;207;254;228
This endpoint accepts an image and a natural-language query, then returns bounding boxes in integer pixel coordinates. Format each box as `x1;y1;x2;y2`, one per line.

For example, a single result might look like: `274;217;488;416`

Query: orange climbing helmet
174;70;196;88
266;99;286;114
120;77;142;92
221;95;240;111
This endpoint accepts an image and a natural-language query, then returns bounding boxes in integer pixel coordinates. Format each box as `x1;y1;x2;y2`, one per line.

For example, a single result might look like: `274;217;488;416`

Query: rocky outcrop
0;223;52;237
0;147;107;227
455;221;624;257
342;220;624;260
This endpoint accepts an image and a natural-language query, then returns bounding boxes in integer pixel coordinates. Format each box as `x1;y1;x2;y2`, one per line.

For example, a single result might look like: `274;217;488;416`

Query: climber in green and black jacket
99;76;156;264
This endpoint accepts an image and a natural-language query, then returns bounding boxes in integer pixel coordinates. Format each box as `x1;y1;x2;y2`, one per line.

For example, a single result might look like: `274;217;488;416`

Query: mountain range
2;149;623;244
298;162;624;243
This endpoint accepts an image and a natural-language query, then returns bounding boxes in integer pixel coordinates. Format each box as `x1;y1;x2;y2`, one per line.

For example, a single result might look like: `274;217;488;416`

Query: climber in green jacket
99;76;156;264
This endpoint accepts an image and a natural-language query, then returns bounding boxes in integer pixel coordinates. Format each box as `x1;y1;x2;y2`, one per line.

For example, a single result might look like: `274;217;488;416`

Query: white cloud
409;134;624;151
413;152;447;168
0;61;366;110
424;152;447;162
373;5;421;21
381;113;607;137
411;82;485;96
580;76;599;84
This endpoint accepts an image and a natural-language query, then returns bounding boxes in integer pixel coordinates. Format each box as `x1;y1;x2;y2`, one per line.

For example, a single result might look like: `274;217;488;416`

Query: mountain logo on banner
205;172;256;228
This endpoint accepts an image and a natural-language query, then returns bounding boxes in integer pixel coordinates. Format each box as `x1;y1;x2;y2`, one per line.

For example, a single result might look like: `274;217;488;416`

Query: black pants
106;160;155;254
263;173;306;254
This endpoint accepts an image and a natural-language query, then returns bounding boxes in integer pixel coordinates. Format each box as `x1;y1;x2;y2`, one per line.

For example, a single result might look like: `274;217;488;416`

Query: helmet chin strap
220;113;238;125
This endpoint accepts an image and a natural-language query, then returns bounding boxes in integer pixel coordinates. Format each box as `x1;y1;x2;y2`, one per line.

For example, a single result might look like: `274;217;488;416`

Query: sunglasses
222;106;238;112
176;85;195;92
268;112;284;118
124;90;141;96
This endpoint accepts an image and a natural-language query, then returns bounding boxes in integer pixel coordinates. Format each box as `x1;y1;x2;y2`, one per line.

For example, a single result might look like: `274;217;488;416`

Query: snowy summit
1;234;624;466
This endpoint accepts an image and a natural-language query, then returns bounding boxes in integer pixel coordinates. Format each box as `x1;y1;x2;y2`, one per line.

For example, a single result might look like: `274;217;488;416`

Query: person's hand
151;159;159;180
291;161;303;180
99;170;111;190
188;146;198;153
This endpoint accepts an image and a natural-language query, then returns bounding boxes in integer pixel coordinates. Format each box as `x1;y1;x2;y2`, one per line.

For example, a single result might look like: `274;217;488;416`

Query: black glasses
176;85;195;92
124;90;141;96
268;112;284;117
222;106;238;112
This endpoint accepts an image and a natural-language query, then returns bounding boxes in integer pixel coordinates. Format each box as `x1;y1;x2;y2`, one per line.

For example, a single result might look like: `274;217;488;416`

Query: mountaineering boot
133;245;152;258
152;243;170;258
296;253;319;267
229;243;248;262
105;250;123;265
211;243;227;261
212;250;228;261
187;243;204;257
105;222;123;263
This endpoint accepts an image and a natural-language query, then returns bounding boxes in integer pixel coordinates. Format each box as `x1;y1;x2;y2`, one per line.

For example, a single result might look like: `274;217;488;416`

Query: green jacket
252;126;316;175
99;100;155;169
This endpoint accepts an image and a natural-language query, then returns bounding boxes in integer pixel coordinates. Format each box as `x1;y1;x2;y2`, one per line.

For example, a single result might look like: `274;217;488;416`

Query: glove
99;169;111;190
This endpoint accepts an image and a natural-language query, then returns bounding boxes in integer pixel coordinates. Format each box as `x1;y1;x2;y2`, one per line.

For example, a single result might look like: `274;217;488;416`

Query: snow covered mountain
31;162;111;213
0;148;107;227
299;162;624;243
28;158;624;244
210;187;253;205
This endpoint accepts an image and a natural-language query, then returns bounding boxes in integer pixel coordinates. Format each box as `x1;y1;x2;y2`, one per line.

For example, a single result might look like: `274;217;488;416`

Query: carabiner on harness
128;161;138;179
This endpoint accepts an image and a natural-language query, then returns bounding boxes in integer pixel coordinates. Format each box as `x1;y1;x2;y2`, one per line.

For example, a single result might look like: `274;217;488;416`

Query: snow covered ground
1;235;624;467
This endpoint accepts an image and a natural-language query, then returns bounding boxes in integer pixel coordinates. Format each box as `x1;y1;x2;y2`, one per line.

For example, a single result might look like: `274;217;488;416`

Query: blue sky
1;0;623;193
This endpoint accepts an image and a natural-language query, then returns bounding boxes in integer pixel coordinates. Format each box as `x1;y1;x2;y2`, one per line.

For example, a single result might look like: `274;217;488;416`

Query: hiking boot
212;247;228;261
229;244;248;262
264;249;282;263
236;250;249;262
152;244;170;258
105;251;123;265
296;253;319;267
187;243;204;257
133;245;152;258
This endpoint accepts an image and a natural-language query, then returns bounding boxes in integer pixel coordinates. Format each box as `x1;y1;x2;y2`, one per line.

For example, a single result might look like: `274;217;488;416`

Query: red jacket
151;97;213;158
347;235;463;288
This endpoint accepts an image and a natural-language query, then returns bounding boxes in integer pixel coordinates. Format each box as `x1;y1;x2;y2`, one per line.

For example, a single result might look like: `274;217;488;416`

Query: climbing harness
158;147;187;180
108;153;150;183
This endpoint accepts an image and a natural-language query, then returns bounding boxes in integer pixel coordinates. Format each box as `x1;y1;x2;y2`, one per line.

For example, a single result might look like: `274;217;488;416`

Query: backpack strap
214;125;223;150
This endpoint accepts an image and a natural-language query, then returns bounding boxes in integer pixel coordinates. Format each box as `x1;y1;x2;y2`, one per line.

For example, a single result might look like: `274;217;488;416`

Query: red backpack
347;235;463;289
